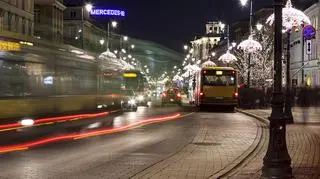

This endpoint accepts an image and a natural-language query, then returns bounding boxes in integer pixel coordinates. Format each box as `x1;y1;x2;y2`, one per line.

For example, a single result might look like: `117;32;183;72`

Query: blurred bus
194;67;238;110
122;70;150;106
0;38;127;120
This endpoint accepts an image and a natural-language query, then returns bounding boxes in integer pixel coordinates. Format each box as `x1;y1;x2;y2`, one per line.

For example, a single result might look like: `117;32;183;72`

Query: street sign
303;25;316;40
306;40;312;55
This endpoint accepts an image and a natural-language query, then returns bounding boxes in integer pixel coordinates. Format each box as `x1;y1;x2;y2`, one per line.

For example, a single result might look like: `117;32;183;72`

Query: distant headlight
128;99;136;104
137;95;144;101
20;119;34;126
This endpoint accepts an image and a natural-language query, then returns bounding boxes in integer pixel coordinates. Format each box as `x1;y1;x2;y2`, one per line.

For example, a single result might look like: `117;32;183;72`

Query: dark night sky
64;0;314;52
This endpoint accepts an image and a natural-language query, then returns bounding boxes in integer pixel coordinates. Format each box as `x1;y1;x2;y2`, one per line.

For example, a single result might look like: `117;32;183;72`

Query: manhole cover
192;142;221;146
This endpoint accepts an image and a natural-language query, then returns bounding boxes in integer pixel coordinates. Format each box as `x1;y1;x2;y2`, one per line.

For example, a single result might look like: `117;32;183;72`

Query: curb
235;108;270;125
209;109;268;179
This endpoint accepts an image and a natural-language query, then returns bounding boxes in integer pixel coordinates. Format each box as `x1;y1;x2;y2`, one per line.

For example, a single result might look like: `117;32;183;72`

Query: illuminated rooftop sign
90;9;126;17
0;41;20;51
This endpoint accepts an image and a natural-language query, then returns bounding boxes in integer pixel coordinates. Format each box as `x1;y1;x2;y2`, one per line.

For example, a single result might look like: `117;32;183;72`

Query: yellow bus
194;66;239;110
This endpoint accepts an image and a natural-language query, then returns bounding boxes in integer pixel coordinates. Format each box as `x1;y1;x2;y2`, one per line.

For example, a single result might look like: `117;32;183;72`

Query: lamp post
262;0;292;177
266;0;311;124
81;3;93;49
238;0;262;88
107;20;117;50
218;23;237;66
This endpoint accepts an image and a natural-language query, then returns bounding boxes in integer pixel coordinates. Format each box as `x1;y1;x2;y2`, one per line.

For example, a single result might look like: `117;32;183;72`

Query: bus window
203;71;235;86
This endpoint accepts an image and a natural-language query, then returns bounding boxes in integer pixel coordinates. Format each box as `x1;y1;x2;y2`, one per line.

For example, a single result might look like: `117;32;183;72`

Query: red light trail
0;113;182;153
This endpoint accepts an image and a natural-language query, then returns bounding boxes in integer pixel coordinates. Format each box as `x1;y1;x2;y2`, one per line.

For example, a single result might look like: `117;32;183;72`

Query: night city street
1;0;320;178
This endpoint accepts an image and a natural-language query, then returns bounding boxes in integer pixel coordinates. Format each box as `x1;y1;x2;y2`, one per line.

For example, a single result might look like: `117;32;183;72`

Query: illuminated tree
234;26;274;88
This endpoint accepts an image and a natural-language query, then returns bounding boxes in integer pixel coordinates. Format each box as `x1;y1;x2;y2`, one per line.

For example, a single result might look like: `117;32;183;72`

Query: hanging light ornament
237;35;262;53
218;50;237;63
202;60;217;68
266;0;311;32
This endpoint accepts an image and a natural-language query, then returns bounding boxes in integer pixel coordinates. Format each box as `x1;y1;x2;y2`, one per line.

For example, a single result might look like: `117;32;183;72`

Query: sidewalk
233;108;320;179
243;107;320;124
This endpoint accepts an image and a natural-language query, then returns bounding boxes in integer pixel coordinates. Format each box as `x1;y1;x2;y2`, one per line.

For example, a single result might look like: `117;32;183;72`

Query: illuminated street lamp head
211;52;216;57
218;50;237;63
111;21;118;28
123;36;128;41
99;39;105;45
219;22;226;30
131;44;135;49
183;45;188;50
256;23;263;31
85;3;93;12
266;0;311;32
240;0;248;6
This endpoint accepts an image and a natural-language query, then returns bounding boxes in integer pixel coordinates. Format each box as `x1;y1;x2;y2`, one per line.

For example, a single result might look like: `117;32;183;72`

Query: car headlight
128;99;136;104
137;95;144;101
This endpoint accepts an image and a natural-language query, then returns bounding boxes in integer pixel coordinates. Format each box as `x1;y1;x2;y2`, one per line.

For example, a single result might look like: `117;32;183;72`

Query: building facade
191;22;223;62
290;1;320;87
0;0;34;39
64;6;107;52
34;0;66;43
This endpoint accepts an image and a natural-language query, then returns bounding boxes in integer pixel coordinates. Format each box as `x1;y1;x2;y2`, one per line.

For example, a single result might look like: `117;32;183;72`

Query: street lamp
183;45;188;50
218;23;237;66
107;20;118;50
240;0;248;6
85;4;93;12
131;44;135;49
99;39;105;45
267;0;311;124
211;52;216;57
256;23;263;31
81;3;93;49
111;21;117;28
123;36;128;41
262;0;293;178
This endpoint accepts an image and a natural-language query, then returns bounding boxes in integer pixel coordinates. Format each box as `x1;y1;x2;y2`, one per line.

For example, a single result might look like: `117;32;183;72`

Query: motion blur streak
0;113;182;153
0;112;110;131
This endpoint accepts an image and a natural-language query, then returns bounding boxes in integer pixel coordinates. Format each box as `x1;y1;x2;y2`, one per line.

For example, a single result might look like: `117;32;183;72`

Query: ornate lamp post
237;0;262;87
81;3;93;49
202;60;217;68
267;0;311;124
262;0;293;178
218;23;238;65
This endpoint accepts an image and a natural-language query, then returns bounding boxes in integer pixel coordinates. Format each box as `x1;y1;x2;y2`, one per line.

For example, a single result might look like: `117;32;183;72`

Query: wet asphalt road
0;106;258;179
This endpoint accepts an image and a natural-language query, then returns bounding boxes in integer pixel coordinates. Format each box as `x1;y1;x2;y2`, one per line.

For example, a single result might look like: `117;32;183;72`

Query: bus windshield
203;70;236;86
